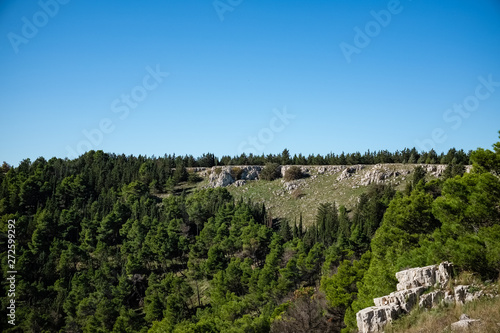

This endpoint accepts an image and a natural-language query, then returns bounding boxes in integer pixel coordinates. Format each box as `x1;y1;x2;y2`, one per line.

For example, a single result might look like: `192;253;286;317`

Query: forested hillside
0;136;498;333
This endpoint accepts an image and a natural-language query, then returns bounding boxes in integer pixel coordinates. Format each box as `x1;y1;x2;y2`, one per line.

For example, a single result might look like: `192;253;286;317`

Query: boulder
208;166;263;187
283;181;299;192
450;314;481;331
396;264;438;290
394;262;452;291
356;305;401;333
232;180;246;187
214;171;234;187
337;165;364;181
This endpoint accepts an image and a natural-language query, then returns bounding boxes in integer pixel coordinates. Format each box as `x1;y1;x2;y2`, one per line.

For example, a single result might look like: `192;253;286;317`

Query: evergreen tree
281;148;291;165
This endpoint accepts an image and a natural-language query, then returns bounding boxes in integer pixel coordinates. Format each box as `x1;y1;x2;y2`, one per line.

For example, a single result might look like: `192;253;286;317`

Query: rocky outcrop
454;285;483;304
210;170;234;188
356;306;401;333
207;166;262;187
357;263;451;333
418;290;453;309
395;261;453;290
337;165;365;181
205;164;471;188
356;262;494;333
357;165;410;186
282;180;301;192
423;164;447;177
373;286;427;313
233;180;246;187
450;314;481;331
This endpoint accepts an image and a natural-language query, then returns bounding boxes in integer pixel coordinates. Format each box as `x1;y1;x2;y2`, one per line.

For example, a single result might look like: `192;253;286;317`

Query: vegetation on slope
228;163;434;227
0;132;498;332
385;283;500;333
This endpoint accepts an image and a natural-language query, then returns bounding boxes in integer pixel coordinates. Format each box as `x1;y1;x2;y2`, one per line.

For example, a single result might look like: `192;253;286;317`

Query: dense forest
1;135;499;332
188;147;471;166
6;146;470;172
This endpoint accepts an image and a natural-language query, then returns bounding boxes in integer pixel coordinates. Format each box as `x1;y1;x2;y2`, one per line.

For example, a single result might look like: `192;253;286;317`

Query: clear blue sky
1;0;500;166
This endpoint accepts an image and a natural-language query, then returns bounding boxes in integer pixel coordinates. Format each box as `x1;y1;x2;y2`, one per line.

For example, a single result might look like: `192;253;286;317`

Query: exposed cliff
188;164;473;226
204;164;471;188
356;262;496;333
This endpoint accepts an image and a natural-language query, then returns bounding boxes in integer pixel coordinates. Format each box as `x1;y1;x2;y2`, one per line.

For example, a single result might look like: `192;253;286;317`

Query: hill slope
188;164;468;226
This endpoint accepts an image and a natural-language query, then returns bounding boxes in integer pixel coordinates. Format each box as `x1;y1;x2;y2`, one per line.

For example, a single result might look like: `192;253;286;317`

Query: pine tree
279;220;293;242
281;148;291;165
293;220;298;239
298;213;303;238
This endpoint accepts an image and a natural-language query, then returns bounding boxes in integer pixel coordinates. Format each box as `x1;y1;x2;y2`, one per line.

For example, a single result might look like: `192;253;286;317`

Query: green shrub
260;163;281;181
188;172;203;184
230;167;243;180
284;166;303;182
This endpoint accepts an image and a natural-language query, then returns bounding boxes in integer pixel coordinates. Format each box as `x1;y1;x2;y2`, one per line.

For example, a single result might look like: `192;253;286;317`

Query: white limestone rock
374;286;426;313
450;314;481;331
357;262;454;333
455;285;483;304
337;165;364;181
396;264;438;291
395;262;452;291
356;305;401;333
232;179;246;187
241;166;261;180
419;290;444;309
436;261;453;288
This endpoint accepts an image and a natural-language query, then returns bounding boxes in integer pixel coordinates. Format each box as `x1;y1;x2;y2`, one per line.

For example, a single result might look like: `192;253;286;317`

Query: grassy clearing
159;164;432;227
228;165;416;227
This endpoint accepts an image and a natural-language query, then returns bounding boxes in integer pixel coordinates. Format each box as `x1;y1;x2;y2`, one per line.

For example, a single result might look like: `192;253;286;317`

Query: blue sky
1;0;500;166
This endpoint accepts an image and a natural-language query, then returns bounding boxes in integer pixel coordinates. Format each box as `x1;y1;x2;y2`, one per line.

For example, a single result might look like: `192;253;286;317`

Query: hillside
187;164;469;226
0;135;496;333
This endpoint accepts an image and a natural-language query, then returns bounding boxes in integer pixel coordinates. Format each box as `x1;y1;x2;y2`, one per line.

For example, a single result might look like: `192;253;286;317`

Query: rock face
356;306;401;333
337;165;365;181
208;166;262;188
357;262;453;333
356;262;491;333
395;261;453;291
419;290;444;308
373;286;426;313
205;164;471;188
358;165;410;186
454;285;483;304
